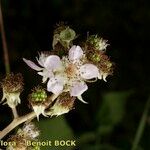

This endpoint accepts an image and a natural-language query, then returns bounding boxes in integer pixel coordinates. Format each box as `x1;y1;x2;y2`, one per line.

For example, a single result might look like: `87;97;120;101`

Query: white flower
23;53;62;83
59;45;100;102
24;45;100;103
23;53;65;96
23;54;66;95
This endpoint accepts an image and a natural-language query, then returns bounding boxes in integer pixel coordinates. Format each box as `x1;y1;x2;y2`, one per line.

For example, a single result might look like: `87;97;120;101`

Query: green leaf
36;116;74;150
96;91;132;135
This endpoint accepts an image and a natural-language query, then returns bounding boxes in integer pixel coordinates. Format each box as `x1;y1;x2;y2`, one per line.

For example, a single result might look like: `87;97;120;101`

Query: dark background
0;0;150;150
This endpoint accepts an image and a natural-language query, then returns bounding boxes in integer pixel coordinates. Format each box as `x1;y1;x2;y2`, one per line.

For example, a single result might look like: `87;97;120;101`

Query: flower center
65;64;77;78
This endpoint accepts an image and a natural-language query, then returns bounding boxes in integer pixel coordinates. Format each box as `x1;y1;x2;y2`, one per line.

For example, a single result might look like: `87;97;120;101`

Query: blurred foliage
96;91;131;136
36;116;73;150
0;0;150;150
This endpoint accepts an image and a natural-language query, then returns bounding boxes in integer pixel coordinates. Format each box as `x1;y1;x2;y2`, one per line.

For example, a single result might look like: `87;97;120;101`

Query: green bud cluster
31;89;47;103
87;35;99;49
91;53;101;62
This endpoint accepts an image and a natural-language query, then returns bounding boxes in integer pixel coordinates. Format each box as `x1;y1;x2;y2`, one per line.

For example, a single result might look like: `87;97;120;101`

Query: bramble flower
23;53;63;83
58;45;100;102
24;45;100;103
1;73;23;108
23;54;65;95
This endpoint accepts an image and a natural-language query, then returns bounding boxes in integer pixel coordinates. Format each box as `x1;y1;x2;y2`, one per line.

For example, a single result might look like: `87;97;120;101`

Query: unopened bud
46;92;75;116
87;35;108;51
99;60;113;81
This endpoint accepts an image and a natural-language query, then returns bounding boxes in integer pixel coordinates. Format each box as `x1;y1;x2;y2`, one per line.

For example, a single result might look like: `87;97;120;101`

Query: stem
11;107;18;119
0;111;36;139
0;94;58;139
131;97;150;150
0;0;10;74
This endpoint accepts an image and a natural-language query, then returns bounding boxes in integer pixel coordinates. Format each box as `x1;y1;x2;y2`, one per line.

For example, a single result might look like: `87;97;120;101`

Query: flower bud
29;87;48;120
99;60;113;82
53;23;76;49
46;92;75;116
86;45;113;81
1;73;23;108
86;35;108;51
87;49;102;63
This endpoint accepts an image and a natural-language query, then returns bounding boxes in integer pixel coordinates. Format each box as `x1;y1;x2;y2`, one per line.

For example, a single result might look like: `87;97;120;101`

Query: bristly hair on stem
0;0;10;74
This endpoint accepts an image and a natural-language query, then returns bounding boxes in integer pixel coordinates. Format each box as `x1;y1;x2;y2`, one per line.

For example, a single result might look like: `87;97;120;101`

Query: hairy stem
11;107;18;119
0;94;58;139
131;97;150;150
0;111;36;139
0;0;10;74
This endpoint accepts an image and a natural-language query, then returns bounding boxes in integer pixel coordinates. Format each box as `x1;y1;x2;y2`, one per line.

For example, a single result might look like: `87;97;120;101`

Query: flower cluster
23;45;101;103
7;122;40;150
23;25;113;117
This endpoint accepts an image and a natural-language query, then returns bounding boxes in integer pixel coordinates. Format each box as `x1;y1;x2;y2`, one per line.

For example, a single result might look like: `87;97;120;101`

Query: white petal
23;58;43;71
38;69;54;83
36;57;44;67
69;45;83;61
47;76;64;95
70;82;88;97
79;64;99;79
44;55;62;70
36;52;48;67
